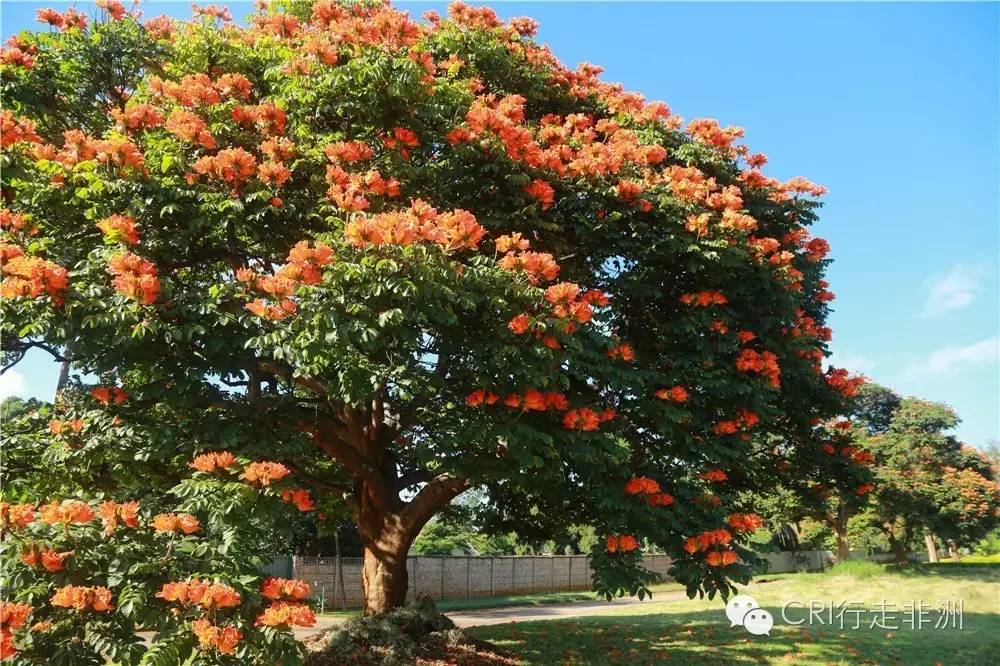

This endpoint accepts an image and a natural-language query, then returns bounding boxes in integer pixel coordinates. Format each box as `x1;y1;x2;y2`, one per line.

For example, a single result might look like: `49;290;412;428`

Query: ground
465;563;1000;665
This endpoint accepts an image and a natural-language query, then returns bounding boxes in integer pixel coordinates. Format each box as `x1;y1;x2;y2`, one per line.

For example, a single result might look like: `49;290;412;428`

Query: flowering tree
2;2;868;647
855;396;1000;561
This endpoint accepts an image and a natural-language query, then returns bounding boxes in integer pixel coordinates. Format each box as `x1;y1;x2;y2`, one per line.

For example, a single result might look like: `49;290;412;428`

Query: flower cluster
20;546;74;572
343;202;486;252
241;461;291;487
48;418;84;435
156;580;241;610
624;476;674;507
260;577;311;601
90;386;127;406
1;602;31;659
96;214;140;245
604;535;639;553
712;409;760;436
192;619;243;655
190;148;258;194
97;501;140;535
51;585;113;612
654;386;689;403
825;367;865;398
190;451;238;473
0;503;36;531
726;513;763;533
735;348;781;388
255;601;316;628
152;513;201;535
280;489;315;512
679;291;727;307
39;500;95;525
0;254;68;301
562;407;615;432
108;252;160;305
683;529;738;566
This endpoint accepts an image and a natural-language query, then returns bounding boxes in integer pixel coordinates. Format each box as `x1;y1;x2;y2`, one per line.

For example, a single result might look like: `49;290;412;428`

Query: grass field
469;563;1000;665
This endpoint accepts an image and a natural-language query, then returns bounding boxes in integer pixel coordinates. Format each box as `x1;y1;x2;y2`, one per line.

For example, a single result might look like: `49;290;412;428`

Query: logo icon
725;594;773;636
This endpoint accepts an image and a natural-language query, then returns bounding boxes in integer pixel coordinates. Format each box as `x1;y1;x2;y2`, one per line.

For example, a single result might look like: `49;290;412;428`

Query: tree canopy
3;0;870;661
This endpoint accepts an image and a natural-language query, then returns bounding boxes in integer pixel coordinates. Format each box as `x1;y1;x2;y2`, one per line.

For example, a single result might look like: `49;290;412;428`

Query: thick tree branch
401;473;471;536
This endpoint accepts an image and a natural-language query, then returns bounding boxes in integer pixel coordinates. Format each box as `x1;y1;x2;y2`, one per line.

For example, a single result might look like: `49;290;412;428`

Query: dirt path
298;589;691;639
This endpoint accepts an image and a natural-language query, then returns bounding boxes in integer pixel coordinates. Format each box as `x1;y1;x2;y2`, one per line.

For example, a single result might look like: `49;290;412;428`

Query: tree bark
360;518;411;615
355;474;471;615
831;501;851;560
924;534;938;563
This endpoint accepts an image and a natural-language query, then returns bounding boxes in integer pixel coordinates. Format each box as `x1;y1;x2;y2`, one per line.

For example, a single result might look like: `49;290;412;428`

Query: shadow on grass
472;606;1000;665
885;563;1000;581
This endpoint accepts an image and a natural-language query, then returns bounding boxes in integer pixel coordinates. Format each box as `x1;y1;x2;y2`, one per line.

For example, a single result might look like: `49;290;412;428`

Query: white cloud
902;336;1000;379
919;262;987;318
0;370;25;400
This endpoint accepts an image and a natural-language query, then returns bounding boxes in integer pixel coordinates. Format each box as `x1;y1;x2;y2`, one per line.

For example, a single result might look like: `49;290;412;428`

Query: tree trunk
924;534;938;563
832;503;851;560
362;539;410;615
835;530;851;561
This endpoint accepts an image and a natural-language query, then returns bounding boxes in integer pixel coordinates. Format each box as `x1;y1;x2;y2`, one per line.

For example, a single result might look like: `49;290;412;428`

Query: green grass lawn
470;563;1000;665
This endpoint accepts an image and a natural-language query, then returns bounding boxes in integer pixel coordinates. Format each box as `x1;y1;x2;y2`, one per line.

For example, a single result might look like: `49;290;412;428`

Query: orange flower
157;580;241;610
0;502;36;530
507;313;531;335
108;252;159;305
605;535;619;553
90;386;128;406
260;577;311;601
701;469;728;483
164;109;216;149
727;513;763;533
1;602;31;630
96;214;140;245
624;477;660;495
606;343;635;362
152;513;201;534
562;408;601;432
280;489;316;512
190;451;238;473
523;179;555;209
192;618;243;654
38;500;95;525
39;548;74;572
324;141;373;163
646;492;674;507
98;501;140;534
679;290;727;307
655;386;688;403
255;601;316;628
50;586;113;612
241;461;290;487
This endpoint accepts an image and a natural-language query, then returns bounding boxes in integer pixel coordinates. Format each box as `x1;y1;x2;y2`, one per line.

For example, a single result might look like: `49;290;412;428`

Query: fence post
550;557;555;592
466;557;471;598
511;558;515;595
440;557;445;600
568;556;573;589
490;557;495;597
531;557;536;592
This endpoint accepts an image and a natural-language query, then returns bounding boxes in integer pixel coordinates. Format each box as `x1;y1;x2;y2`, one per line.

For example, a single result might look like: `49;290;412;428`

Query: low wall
288;551;840;610
293;554;672;610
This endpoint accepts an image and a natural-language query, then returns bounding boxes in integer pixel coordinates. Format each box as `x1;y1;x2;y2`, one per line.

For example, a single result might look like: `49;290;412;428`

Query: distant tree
859;398;1000;561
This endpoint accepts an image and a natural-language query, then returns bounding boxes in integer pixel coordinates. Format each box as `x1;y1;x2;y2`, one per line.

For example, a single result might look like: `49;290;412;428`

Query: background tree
2;0;865;629
858;397;1000;561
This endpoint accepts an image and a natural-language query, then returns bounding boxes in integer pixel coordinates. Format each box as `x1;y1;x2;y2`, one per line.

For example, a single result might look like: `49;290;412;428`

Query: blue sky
2;2;997;448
